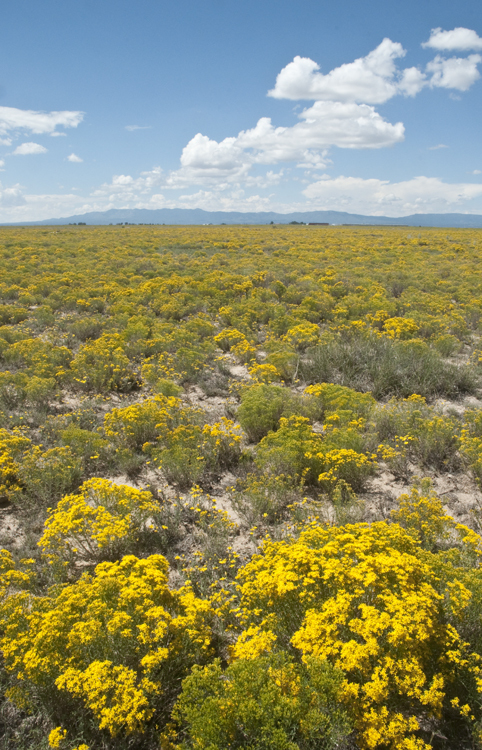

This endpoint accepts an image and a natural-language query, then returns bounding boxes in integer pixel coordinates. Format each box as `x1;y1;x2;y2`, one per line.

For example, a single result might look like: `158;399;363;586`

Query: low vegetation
0;224;482;748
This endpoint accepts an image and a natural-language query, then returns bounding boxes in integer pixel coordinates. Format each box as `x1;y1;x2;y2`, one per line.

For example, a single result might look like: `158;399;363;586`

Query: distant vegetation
1;225;482;749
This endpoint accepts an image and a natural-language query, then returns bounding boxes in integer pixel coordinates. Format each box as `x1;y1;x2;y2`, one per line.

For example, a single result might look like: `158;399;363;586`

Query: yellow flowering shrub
0;554;215;742
282;321;320;351
233;521;482;750
39;478;160;569
390;479;456;551
316;448;375;493
5;338;72;379
70;334;139;393
247;362;281;383
383;316;420;339
48;726;67;748
103;394;186;450
201;417;243;470
213;328;246;352
151;418;242;488
255;415;374;491
230;338;257;364
0;427;31;502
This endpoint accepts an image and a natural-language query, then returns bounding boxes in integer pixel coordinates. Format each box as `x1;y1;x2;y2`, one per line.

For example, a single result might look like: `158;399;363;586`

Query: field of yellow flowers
2;224;482;749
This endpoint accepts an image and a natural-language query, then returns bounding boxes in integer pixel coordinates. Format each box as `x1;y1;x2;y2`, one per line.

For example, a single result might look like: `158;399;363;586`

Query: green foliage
255;416;324;485
305;382;375;423
301;330;476;400
237;384;302;442
18;446;83;506
171;654;351;750
460;409;482;487
231;474;302;526
373;395;461;471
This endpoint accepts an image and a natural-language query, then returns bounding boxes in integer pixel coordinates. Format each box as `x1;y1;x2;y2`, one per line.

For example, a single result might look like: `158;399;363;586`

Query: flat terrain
1;225;482;749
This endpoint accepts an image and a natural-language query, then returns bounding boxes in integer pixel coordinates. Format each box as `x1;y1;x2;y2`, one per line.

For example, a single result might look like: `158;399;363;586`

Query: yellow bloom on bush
0;554;215;738
233;520;482;750
383;317;419;339
282;321;319;351
247;362;281;383
0;427;31;502
39;478;160;567
48;726;67;748
213;328;246;352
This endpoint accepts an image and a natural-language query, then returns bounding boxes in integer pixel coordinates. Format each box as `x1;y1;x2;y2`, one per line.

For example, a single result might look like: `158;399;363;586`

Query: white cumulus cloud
268;39;426;103
423;27;482;52
303;175;482;215
162;103;404;189
242;102;404;153
426;54;481;91
0;106;83;138
13;142;48;155
67;153;83;163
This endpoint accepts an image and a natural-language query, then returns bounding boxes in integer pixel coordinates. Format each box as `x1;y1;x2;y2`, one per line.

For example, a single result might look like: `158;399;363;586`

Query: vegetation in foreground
0;225;482;748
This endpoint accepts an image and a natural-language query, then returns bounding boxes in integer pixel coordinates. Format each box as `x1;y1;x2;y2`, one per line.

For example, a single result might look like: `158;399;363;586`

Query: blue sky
1;0;482;221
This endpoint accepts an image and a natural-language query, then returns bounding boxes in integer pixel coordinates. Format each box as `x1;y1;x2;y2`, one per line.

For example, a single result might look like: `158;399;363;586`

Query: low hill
4;207;482;227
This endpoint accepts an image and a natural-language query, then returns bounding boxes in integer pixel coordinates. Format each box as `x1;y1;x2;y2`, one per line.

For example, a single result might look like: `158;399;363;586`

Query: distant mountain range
4;207;482;228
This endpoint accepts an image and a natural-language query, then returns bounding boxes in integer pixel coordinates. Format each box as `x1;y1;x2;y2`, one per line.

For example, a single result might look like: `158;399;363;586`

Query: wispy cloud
125;125;152;131
303;175;482;216
428;144;448;150
67;153;83;163
0;106;83;138
12;142;48;155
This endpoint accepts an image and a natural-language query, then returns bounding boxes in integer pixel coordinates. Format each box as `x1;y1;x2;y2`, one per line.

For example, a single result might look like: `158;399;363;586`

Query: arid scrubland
2;224;482;749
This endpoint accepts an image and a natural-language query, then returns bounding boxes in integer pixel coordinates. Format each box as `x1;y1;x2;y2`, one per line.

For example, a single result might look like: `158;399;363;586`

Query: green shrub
67;315;104;341
231;474;301;526
305;382;375;423
171;653;351;750
237;384;304;442
372;395;461;471
301;330;476;400
255;416;324;485
60;424;112;474
18;446;83;505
